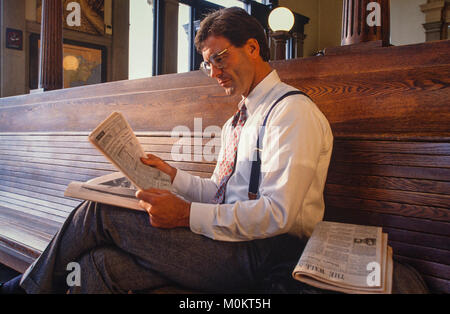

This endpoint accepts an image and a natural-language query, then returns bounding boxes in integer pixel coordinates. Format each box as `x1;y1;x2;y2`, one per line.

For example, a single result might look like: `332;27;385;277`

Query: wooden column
153;0;178;75
341;0;390;46
271;31;290;60
38;0;63;91
421;0;450;41
112;0;129;81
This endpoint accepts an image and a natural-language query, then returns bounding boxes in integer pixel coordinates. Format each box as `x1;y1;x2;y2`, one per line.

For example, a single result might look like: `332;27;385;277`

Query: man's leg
68;246;171;294
20;200;301;293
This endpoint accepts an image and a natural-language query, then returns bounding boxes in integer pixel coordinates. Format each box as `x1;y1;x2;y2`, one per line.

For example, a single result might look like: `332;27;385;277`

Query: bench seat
0;40;449;293
0;132;216;273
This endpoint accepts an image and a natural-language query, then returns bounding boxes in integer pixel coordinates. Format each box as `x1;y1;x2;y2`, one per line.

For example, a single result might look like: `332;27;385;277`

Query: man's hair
195;7;270;62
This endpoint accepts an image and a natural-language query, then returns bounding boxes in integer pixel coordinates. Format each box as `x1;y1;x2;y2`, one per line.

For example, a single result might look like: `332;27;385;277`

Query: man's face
201;36;255;97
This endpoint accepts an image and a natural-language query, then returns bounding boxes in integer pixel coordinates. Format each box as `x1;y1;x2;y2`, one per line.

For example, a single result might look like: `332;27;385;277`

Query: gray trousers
20;201;302;294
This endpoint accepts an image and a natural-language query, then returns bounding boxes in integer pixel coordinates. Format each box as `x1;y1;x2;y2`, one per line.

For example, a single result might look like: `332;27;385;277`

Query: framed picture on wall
6;28;23;50
29;33;107;90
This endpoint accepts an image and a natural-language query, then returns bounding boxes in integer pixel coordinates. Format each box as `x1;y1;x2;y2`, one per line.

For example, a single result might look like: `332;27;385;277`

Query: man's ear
246;38;260;59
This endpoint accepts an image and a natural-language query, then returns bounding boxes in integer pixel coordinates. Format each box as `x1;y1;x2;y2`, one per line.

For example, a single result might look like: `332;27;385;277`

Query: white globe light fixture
268;7;295;60
268;7;295;32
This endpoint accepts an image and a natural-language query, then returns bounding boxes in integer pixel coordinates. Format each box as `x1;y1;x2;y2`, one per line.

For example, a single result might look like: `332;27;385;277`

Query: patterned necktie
213;104;248;204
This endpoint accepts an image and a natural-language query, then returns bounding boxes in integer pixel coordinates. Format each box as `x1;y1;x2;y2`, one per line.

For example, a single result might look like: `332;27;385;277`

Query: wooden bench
0;40;449;293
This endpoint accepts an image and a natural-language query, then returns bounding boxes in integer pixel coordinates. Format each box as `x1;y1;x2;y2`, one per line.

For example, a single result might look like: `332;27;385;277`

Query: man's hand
140;154;177;183
136;188;191;229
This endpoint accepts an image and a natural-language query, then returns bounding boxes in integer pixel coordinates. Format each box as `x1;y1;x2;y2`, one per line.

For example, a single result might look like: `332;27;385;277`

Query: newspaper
292;221;393;294
65;172;142;211
88;111;172;190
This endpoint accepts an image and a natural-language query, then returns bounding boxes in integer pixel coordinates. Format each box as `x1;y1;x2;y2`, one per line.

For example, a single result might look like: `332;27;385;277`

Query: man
1;7;332;294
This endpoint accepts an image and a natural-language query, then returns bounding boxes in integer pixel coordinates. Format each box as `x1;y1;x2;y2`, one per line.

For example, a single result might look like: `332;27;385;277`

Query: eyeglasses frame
199;47;230;77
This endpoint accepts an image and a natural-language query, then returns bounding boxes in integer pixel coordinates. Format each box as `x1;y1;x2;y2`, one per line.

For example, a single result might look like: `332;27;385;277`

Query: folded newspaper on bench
64;111;172;210
292;221;393;294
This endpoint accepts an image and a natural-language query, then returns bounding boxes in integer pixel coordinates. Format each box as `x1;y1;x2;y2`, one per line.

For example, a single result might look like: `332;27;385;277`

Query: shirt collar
240;70;281;116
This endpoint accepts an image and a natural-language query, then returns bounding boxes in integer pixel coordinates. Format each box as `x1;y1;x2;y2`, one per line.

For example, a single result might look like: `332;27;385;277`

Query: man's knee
71;246;129;293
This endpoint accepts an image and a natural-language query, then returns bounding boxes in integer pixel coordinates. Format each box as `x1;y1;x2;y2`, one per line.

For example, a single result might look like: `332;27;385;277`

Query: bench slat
421;275;450;294
319;90;450;138
0;150;110;163
0;154;115;172
0;219;53;252
0;140;220;155
383;227;450;251
325;184;450;209
0;174;67;192
0;168;76;186
0;190;73;214
395;255;450;281
0;197;69;223
324;206;450;236
327;172;450;195
332;149;450;169
389;240;450;266
0;147;219;165
0;134;219;144
291;65;450;103
333;139;450;155
329;161;450;182
273;40;450;79
0;71;213;107
0;179;80;207
0;159;113;178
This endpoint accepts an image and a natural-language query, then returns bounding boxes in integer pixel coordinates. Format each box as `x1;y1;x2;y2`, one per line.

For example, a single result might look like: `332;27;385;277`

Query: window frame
153;0;274;74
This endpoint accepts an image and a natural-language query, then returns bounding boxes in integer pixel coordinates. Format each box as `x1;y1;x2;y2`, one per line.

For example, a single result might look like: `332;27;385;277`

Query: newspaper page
65;172;188;211
65;172;142;211
293;221;385;292
88;112;172;191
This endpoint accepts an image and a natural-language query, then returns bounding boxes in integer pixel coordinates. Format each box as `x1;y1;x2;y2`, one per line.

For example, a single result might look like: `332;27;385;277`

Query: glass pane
205;0;245;9
178;3;190;73
129;0;153;79
63;43;103;88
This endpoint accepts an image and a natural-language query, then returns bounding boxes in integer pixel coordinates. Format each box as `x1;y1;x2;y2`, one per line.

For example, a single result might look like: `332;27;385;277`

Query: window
129;0;154;79
177;3;191;73
29;35;106;90
205;0;245;9
176;0;270;73
136;0;273;76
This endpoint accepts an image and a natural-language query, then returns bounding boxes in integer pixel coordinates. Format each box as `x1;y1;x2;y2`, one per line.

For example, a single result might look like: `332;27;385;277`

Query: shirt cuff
172;168;191;196
189;202;217;238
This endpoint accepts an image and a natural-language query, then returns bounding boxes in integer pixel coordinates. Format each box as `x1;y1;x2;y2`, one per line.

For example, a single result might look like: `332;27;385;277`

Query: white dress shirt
173;70;333;241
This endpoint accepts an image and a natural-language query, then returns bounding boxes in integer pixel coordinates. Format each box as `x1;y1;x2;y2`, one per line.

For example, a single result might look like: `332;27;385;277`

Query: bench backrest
0;40;449;293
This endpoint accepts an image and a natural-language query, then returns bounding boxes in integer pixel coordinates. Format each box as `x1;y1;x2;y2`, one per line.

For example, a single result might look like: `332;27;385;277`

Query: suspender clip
248;192;258;200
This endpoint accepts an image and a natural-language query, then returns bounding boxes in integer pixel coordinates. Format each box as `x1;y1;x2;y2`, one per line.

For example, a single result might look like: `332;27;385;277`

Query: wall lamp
268;7;295;60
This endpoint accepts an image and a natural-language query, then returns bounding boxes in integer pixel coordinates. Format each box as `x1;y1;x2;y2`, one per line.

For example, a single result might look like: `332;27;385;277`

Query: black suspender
248;90;310;200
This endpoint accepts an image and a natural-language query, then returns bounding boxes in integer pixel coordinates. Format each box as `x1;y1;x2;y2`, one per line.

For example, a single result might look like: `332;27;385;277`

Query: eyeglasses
199;47;230;77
